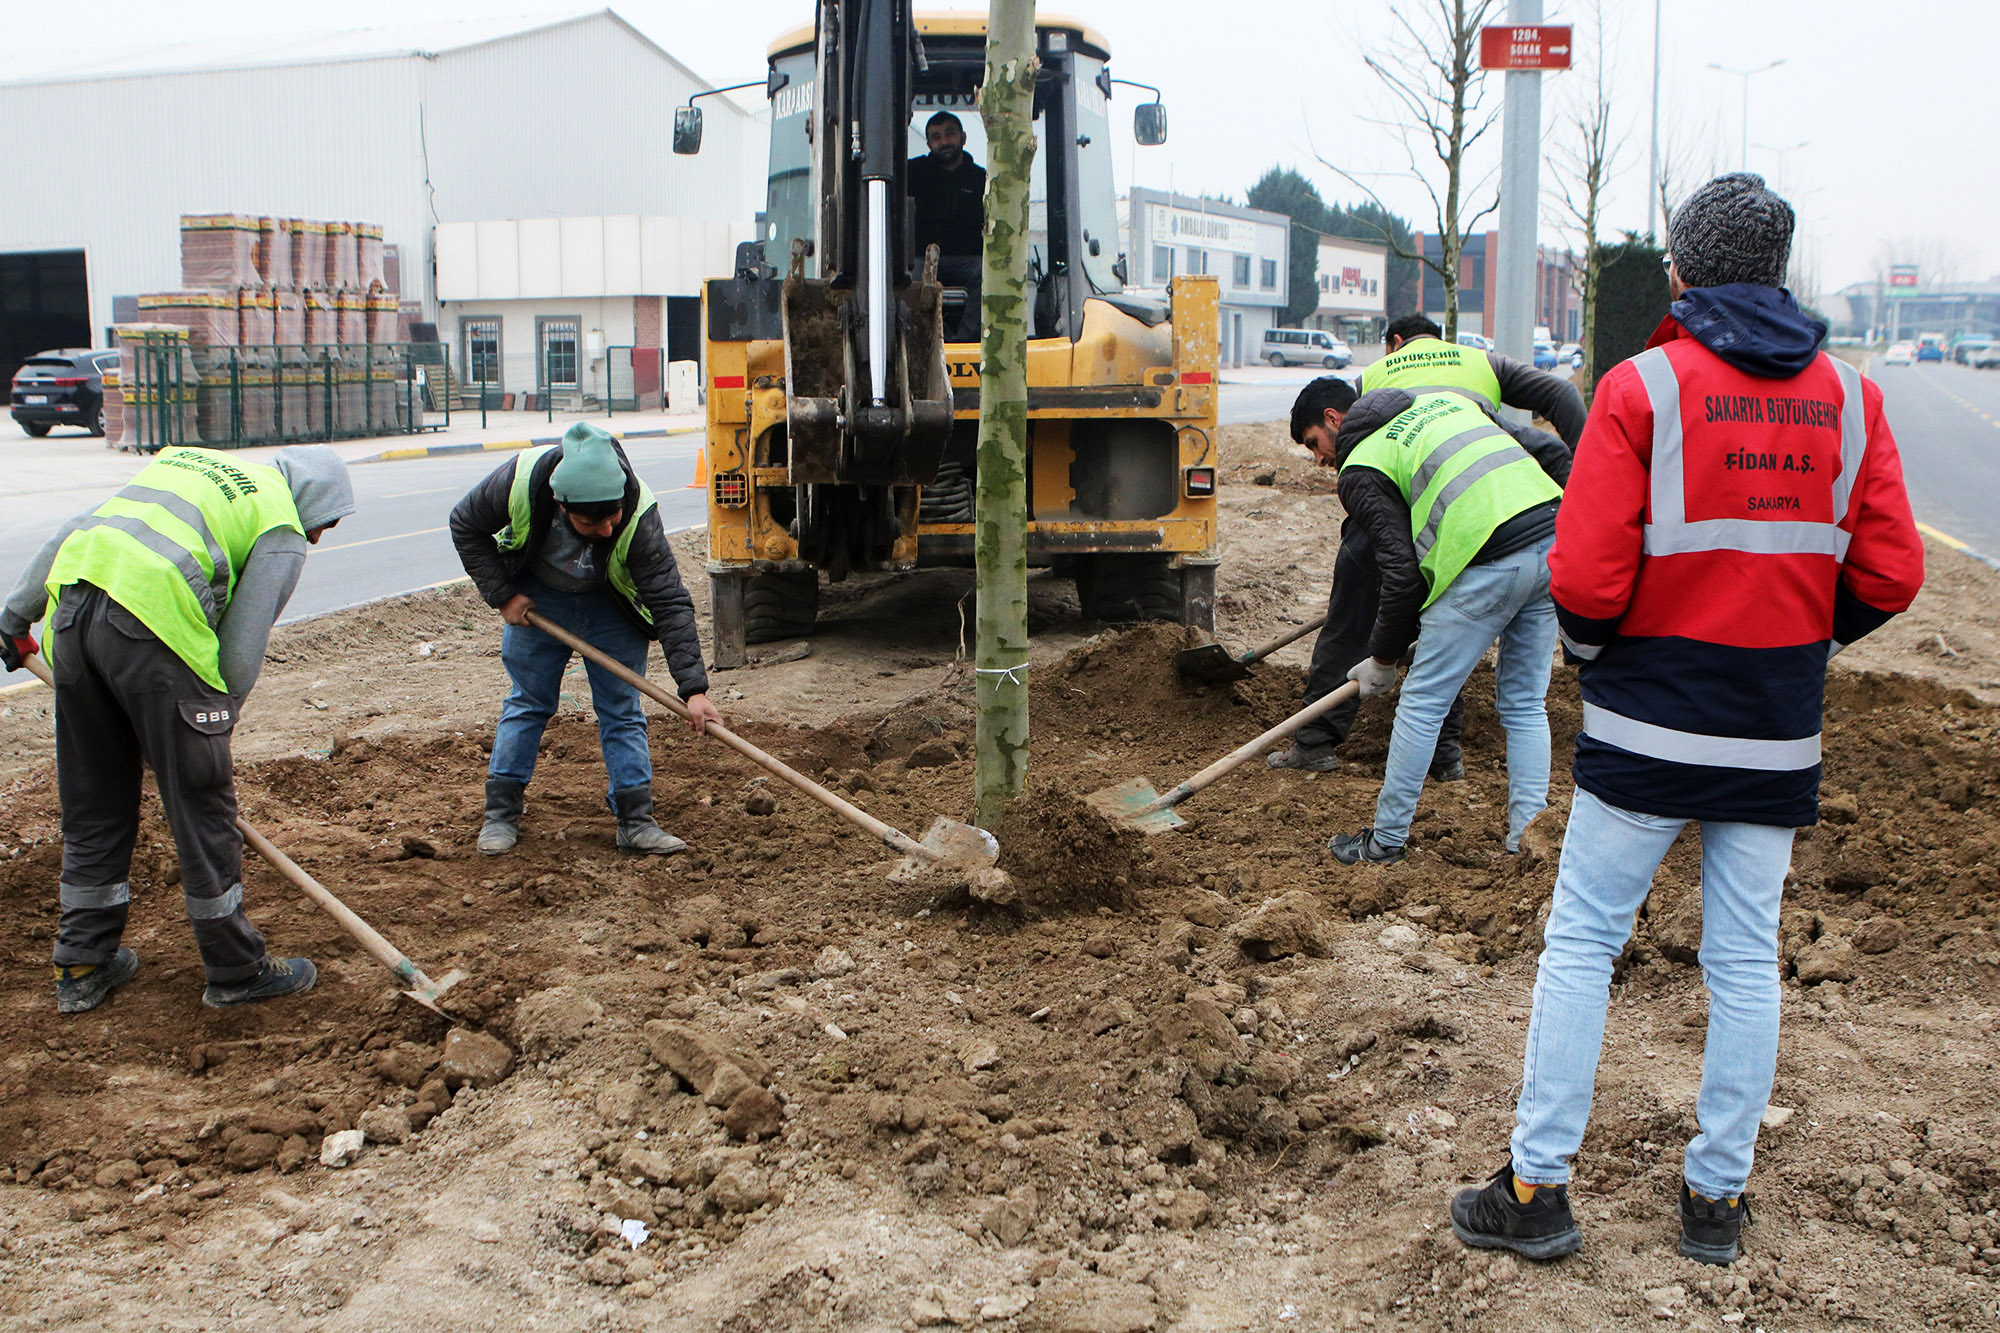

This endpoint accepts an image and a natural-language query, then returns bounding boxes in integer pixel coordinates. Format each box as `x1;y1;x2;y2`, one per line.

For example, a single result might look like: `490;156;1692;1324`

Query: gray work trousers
49;585;267;983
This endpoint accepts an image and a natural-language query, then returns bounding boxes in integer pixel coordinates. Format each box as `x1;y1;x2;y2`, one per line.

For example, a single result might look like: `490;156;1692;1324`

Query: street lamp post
1752;139;1808;193
1708;59;1785;171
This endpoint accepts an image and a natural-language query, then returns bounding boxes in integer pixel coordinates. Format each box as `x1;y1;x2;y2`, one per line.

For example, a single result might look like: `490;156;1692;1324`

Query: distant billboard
1889;265;1919;288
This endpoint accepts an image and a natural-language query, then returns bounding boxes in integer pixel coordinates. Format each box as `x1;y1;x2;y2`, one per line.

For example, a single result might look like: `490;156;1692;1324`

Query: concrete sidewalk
0;407;705;500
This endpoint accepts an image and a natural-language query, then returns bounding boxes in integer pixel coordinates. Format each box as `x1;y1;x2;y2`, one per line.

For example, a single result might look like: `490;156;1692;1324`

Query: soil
2;422;1997;1332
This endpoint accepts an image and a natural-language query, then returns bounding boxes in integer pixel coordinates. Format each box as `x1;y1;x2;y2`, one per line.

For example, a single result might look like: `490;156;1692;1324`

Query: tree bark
972;0;1038;827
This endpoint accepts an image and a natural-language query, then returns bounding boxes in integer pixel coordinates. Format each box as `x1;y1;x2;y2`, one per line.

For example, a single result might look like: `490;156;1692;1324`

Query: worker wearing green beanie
449;422;723;857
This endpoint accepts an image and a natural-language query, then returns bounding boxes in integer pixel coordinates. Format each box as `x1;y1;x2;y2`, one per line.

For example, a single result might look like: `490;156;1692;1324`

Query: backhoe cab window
905;94;1048;278
761;51;818;272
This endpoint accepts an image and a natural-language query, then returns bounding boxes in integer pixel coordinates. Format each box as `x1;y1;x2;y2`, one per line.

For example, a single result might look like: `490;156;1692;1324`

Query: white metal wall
0;13;767;338
434;216;757;301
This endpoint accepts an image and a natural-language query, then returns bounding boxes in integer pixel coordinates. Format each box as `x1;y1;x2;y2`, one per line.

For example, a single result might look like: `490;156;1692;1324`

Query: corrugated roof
7;9;625;85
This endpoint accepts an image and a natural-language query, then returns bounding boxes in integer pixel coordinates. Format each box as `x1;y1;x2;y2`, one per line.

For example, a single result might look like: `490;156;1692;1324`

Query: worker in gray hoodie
0;445;356;1014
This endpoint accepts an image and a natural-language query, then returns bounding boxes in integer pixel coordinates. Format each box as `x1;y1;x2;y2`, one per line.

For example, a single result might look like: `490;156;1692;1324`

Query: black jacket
1334;388;1572;663
449;444;710;699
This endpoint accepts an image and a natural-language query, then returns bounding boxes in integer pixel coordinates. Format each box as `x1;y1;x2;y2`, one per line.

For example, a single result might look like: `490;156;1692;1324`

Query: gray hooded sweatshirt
2;445;356;698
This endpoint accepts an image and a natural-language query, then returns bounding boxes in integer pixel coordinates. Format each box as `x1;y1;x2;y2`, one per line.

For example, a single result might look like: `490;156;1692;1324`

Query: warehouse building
0;9;765;390
1120;188;1289;368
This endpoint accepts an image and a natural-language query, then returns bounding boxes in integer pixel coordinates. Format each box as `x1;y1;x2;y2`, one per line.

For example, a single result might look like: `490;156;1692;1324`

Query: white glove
1828;641;1846;661
1348;657;1400;698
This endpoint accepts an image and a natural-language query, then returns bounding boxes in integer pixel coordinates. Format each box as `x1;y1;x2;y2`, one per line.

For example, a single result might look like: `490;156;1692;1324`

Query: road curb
1917;522;2000;573
357;423;702;465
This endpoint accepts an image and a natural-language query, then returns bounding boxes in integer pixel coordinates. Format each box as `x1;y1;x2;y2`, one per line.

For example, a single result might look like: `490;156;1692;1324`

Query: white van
1260;327;1352;369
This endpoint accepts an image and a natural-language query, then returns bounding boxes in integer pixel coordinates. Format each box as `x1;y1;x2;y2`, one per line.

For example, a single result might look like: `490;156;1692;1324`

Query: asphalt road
1869;359;2000;556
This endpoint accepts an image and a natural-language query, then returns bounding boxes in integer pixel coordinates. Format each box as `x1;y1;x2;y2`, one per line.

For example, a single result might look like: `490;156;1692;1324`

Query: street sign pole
1493;0;1545;414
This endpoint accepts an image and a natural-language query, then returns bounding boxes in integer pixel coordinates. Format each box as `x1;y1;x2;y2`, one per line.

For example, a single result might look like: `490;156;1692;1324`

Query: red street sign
1480;25;1573;71
1888;266;1919;288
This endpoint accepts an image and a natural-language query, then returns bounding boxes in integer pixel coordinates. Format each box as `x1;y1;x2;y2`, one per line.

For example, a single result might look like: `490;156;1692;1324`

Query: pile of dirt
1;421;1998;1329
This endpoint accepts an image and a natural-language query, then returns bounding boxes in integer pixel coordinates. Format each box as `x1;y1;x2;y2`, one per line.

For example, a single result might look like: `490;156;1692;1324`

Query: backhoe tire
744;568;819;645
1074;554;1182;625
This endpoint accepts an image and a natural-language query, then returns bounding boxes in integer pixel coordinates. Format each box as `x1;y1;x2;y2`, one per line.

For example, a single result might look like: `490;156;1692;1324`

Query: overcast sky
5;1;1989;295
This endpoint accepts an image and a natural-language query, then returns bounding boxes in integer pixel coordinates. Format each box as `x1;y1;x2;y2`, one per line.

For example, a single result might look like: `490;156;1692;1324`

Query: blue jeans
489;580;654;799
1511;787;1796;1198
1372;536;1557;850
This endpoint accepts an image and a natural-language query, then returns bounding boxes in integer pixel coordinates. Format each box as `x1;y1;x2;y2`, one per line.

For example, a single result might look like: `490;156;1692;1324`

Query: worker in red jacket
1450;174;1925;1267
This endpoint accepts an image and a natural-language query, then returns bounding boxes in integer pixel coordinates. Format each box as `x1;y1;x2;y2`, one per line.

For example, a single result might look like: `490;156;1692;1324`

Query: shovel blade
888;816;1000;882
1174;642;1252;684
1084;777;1188;833
401;967;469;1019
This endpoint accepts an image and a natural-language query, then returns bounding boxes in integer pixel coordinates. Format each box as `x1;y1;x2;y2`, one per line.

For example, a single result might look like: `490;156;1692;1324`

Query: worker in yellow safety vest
0;445;356;1013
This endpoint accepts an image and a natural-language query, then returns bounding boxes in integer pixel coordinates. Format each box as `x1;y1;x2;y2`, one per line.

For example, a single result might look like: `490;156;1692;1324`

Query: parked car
1455;331;1495;352
1916;343;1944;363
1259;327;1352;369
1532;340;1558;370
1969;343;2000;370
11;348;117;437
1950;336;1992;365
1883;342;1916;365
1558;341;1584;369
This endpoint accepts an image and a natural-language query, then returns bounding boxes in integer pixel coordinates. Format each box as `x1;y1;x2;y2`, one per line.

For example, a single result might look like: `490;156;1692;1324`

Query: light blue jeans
1511;787;1796;1198
1372;535;1556;850
489;580;654;799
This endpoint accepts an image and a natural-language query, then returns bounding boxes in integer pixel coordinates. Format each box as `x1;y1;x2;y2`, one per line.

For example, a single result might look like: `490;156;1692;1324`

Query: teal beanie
549;423;627;503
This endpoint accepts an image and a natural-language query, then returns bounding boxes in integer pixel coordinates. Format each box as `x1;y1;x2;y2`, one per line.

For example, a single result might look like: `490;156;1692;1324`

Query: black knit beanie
1668;172;1795;290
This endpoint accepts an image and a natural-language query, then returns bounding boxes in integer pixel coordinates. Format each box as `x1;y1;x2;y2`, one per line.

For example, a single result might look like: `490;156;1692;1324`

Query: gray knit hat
1668;172;1795;290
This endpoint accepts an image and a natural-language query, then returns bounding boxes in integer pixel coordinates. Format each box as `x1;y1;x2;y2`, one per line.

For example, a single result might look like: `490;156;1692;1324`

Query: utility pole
1708;59;1784;172
1646;0;1661;239
1494;0;1544;400
971;0;1038;827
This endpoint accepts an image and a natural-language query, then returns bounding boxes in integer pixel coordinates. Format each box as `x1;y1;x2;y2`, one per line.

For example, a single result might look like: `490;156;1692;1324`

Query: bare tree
1309;0;1504;338
1547;0;1626;390
1655;115;1727;235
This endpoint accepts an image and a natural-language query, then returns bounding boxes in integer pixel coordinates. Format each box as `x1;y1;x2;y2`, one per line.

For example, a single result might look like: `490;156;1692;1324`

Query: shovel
522;611;998;878
1087;679;1361;833
1175;614;1326;684
20;654;468;1019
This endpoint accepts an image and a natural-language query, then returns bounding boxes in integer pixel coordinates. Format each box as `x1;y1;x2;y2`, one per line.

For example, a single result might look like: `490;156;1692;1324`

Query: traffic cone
685;446;707;489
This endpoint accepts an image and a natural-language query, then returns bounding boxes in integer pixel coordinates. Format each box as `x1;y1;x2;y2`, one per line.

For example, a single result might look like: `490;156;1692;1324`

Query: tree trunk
972;0;1038;828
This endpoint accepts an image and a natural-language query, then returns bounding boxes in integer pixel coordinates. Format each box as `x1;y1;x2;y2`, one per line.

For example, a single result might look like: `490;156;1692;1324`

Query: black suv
11;348;118;437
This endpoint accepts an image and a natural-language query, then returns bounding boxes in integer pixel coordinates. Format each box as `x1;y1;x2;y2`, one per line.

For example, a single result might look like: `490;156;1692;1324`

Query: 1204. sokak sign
1479;25;1572;71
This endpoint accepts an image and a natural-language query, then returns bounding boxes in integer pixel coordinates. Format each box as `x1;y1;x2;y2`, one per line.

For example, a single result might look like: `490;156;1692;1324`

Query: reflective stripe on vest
45;448;302;692
1582;702;1822;771
1632;347;1867;560
1342;390;1562;607
1359;341;1503;408
497;443;662;626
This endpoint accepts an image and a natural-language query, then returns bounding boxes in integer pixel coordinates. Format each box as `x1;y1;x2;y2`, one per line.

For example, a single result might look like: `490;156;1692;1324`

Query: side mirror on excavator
673;106;704;155
1133;101;1167;146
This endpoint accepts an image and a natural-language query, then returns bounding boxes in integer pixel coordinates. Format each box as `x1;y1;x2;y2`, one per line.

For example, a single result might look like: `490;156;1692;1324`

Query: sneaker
1429;757;1467;782
55;947;139;1015
1450;1162;1583;1261
202;956;318;1009
1679;1183;1751;1265
1326;828;1406;865
1266;742;1340;772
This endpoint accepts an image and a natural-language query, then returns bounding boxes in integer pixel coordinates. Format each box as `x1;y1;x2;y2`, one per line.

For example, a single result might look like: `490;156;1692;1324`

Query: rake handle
1141;679;1363;815
20;653;451;1000
1238;613;1328;665
522;611;935;861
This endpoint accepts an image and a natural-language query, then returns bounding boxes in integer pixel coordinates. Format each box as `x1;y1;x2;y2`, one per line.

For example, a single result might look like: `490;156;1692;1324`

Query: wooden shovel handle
522;611;934;860
1141;679;1362;815
1240;613;1327;665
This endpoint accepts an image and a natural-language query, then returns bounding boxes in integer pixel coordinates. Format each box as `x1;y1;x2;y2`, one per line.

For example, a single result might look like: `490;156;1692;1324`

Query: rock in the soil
1643;1284;1684;1317
1825;852;1888;894
706;1161;777;1214
514;987;603;1059
958;1035;1001;1073
358;1107;411;1145
722;1085;784;1141
968;867;1019;905
810;946;855;979
597;1080;645;1124
1794;935;1859;985
1851;916;1904;954
371;1045;431;1089
673;894;748;949
735;968;803;997
1083;934;1117;958
1086;997;1136;1036
906;739;958;769
979;1288;1035;1320
1053;1284;1159;1333
744;791;777;816
319;1130;365;1168
1155;1189;1210;1231
1760;1105;1796;1134
1251;468;1277;486
582;1254;627;1286
1226;892;1331;961
440;1028;515;1089
225;1133;283;1172
910;1293;953;1326
245;1107;320;1139
1820;791;1859;824
1514;804;1564;868
621;1147;676;1185
276;1135;312;1173
1375;922;1423;954
93;1159;141;1188
645;1020;771;1105
980;1195;1038;1247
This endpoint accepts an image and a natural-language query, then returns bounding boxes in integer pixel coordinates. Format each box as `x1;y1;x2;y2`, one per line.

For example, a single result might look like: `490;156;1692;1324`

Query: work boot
1679;1183;1752;1266
611;786;687;856
1266;741;1340;772
202;955;317;1009
1429;756;1466;782
1450;1162;1583;1261
1327;827;1407;865
479;777;526;856
55;947;139;1015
